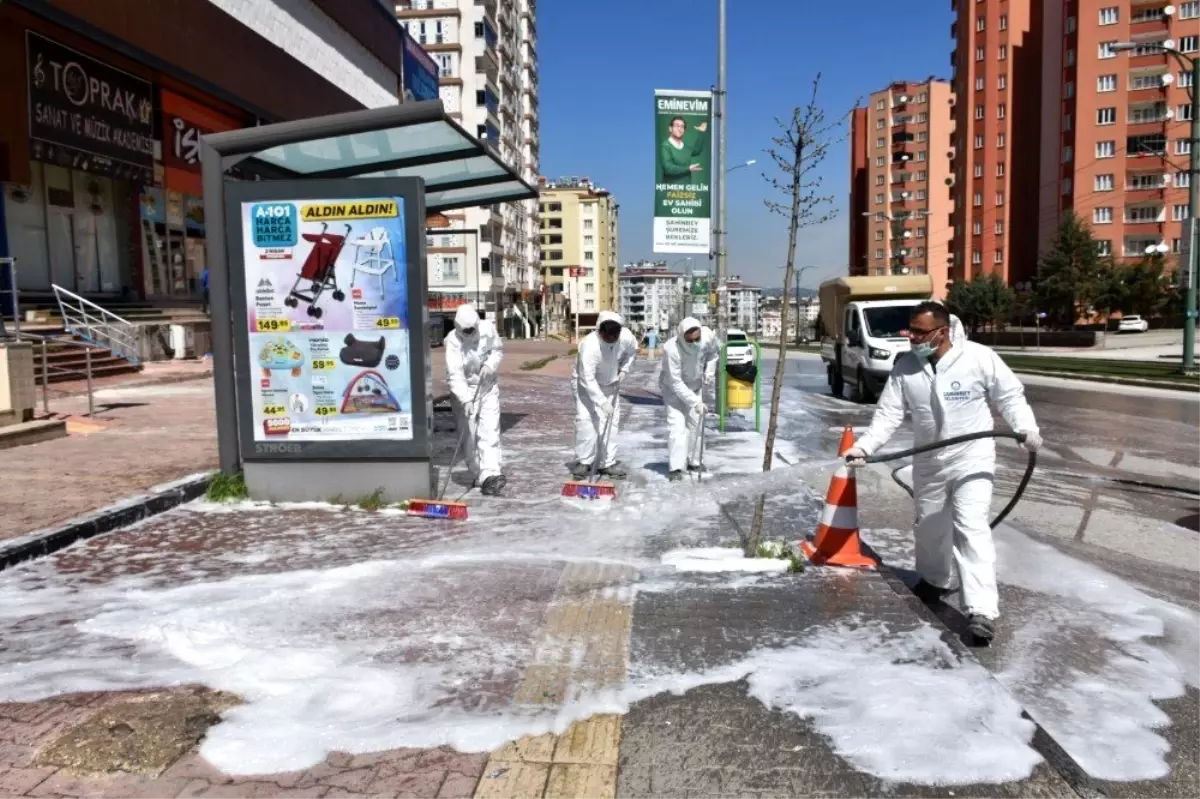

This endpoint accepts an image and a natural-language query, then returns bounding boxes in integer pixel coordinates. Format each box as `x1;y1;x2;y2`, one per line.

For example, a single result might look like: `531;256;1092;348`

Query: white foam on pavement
661;547;790;573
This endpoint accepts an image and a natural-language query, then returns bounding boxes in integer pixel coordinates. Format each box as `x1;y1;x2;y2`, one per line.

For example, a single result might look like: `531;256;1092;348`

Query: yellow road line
475;562;635;799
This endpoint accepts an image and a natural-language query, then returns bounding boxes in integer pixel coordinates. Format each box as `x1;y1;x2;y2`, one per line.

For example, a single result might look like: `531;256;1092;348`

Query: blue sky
538;0;954;291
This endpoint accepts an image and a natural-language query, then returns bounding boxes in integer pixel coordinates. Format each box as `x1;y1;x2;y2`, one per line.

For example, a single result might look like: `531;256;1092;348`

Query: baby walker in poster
242;196;413;442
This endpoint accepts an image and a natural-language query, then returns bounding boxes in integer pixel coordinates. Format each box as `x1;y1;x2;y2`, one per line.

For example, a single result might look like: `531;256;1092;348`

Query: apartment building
396;0;540;326
849;79;956;296
618;263;687;333
538;177;620;334
949;0;1044;287
1037;0;1197;264
726;276;763;334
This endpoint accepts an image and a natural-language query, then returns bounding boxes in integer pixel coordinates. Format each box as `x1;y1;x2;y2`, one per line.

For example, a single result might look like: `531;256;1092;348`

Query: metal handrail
51;284;140;365
16;331;106;418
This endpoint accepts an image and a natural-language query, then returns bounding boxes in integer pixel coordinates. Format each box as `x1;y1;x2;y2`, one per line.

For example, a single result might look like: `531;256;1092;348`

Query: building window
875;230;884;241
994;249;1003;264
1096;140;1116;158
974;134;984;149
1099;41;1117;59
917;150;927;162
917;131;928;142
1097;240;1112;256
1062;145;1073;163
876;137;886;148
1064;82;1074;99
877;117;886;129
972;250;983;264
1000;14;1008;30
584;235;595;245
1063;178;1072;194
1176;171;1192;188
997;74;1007;90
1097;107;1116;125
996;192;1005;205
917;189;927;200
1064;113;1073;131
973;192;983;207
876;155;886;166
999;45;1008;60
1094;207;1113;223
1180;70;1195;88
996;162;1006;176
876;174;885;186
973;221;983;235
584;250;595;260
1066;49;1076;66
1129;134;1167;155
1066;15;1076;32
875;98;886;110
1181;36;1198;53
975;77;985;91
916;226;926;237
583;219;594;229
443;256;460;279
585;282;594;292
997;133;1006;147
976;16;986;31
436;54;453;77
974;163;984;177
1174;204;1192;221
875;248;884;259
917;112;928;123
997;103;1007;119
1177;139;1193;155
975;104;985;120
1126;205;1160;223
1097;74;1117;92
976;47;985;61
1095;174;1114;191
1181;1;1199;19
1099;7;1118;25
995;221;1004;234
917;170;927;181
1179;104;1195;121
875;193;884;204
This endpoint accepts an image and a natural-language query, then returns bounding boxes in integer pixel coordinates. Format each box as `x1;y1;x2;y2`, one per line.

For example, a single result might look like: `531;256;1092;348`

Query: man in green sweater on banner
659;117;708;185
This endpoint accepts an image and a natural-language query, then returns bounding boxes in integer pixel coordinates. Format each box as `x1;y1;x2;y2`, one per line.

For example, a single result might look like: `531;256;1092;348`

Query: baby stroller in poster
284;223;351;318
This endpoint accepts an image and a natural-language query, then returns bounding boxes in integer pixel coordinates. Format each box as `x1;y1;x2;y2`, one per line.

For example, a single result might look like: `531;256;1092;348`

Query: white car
1117;315;1149;333
725;328;755;364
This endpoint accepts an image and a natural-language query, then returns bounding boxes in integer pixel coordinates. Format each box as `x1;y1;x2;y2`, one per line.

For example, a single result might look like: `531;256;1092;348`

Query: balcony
476;0;497;23
475;56;499;89
1129;7;1171;36
1126;174;1171;193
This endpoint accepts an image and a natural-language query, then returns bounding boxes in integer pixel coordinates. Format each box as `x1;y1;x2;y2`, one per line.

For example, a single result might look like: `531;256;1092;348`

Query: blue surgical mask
912;341;936;360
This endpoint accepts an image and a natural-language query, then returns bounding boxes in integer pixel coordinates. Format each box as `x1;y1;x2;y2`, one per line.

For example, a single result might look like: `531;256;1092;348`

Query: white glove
617;368;631;383
1020;431;1042;453
597;399;614;418
844;446;868;468
689;400;706;421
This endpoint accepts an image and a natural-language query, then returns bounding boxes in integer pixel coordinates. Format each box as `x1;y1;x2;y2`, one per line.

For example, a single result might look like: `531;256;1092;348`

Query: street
0;356;1196;798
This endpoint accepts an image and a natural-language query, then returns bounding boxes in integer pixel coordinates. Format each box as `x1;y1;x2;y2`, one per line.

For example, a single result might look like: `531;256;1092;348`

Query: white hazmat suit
572;311;638;473
853;316;1039;620
659;318;719;474
444;305;504;491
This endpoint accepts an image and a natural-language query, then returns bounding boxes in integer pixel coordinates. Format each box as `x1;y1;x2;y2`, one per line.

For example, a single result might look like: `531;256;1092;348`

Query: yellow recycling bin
725;374;754;409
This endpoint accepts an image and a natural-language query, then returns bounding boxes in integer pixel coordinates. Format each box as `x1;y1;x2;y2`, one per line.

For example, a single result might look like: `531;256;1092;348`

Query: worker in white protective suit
844;301;1042;643
571;311;638;479
660;317;719;482
445;305;506;495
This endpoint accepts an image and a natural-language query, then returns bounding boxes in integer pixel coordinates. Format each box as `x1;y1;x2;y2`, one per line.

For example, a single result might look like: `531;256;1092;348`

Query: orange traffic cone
799;426;878;569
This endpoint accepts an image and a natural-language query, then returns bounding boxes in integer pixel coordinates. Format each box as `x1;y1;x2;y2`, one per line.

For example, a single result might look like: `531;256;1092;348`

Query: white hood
677;317;701;338
598;310;624;328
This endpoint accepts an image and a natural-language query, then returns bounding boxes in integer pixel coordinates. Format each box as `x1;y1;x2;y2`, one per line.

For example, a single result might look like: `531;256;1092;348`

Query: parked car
1117;315;1149;333
725;328;755;364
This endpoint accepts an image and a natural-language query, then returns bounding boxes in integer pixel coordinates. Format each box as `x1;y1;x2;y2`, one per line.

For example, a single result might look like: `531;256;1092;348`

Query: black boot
570;462;592;479
911;579;954;603
967;614;997;643
480;475;507;496
599;461;627;479
668;470;685;482
686;463;705;473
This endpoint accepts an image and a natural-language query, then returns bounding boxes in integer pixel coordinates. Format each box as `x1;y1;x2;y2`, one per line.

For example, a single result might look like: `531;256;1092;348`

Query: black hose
862;431;1037;530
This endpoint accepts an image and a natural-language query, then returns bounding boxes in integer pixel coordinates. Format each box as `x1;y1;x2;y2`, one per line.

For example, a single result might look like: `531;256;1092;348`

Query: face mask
681;338;700;355
912;342;936;360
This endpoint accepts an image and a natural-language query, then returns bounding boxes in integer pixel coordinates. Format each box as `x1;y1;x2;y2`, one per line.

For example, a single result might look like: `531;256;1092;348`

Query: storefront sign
26;31;155;182
161;90;245;195
241;197;413;443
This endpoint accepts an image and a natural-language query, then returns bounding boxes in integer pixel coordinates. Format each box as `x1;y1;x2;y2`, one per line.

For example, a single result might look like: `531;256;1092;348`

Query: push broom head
560;480;617;500
406;499;470;520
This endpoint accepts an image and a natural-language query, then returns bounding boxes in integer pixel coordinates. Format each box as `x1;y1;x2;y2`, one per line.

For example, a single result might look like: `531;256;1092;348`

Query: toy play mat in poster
241;197;413;442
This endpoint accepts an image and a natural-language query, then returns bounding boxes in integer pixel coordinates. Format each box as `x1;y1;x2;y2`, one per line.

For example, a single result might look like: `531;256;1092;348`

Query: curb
0;471;215;573
1009;367;1198;392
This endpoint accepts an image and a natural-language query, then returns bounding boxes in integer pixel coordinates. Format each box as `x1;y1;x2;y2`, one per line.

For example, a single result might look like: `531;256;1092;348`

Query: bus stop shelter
201;100;536;503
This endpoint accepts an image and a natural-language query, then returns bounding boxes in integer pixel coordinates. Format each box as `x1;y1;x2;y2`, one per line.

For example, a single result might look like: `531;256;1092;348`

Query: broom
690;374;709;485
407;380;485;520
561;384;620;500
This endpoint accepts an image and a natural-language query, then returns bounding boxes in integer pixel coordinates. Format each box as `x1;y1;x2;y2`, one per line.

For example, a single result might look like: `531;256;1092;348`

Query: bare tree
745;73;851;553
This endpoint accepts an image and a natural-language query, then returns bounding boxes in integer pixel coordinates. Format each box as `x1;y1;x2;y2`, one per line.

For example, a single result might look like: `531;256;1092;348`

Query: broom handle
439;377;485;501
588;377;621;482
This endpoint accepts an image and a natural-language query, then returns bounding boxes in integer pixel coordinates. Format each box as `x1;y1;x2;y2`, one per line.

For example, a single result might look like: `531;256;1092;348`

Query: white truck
819;275;934;402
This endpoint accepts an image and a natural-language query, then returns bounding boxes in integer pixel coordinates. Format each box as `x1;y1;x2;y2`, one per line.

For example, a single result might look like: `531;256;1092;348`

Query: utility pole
1184;53;1198;373
714;0;728;342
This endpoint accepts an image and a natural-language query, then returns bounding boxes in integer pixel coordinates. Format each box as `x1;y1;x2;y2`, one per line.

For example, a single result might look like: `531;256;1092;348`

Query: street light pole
714;0;728;342
1184;54;1198;372
794;265;815;347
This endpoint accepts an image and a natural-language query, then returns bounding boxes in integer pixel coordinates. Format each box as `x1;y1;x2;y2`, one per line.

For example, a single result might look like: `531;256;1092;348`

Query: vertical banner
653;89;713;254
